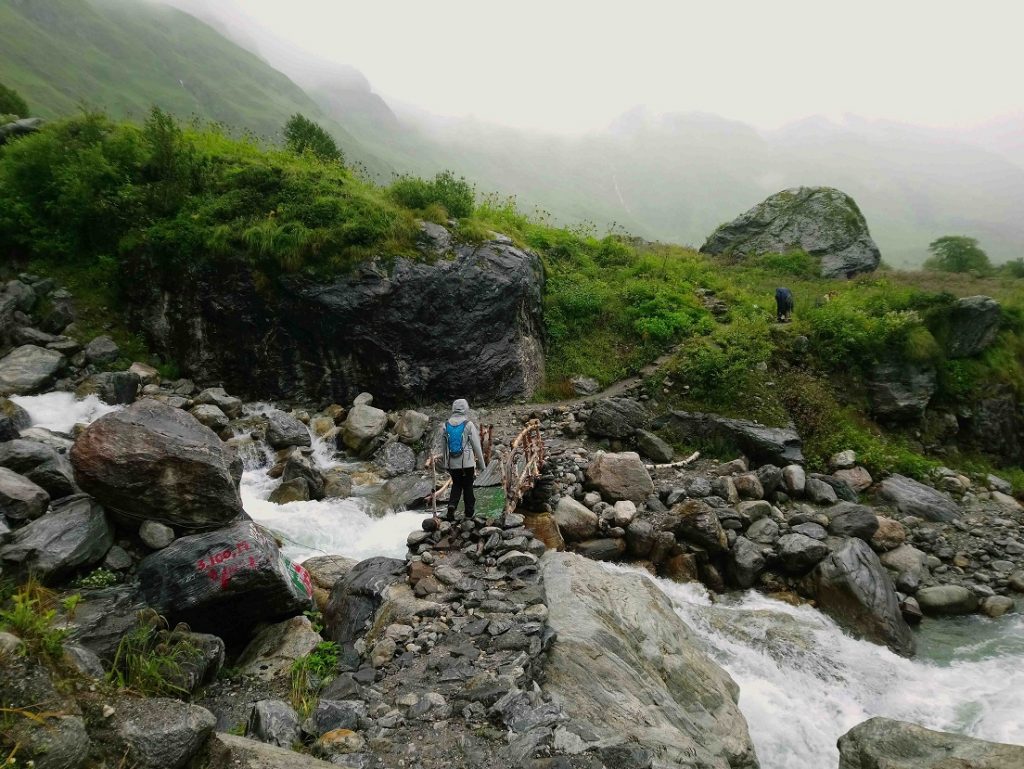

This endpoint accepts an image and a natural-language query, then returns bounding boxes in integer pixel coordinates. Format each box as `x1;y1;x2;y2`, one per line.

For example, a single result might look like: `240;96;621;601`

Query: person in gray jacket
430;398;486;517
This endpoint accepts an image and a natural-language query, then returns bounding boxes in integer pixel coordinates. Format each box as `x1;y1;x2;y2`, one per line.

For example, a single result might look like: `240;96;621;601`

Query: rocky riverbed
2;273;1024;769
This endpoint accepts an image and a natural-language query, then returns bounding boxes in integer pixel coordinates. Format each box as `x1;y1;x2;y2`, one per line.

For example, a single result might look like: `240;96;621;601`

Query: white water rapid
626;567;1024;769
10;393;1024;767
10;394;428;562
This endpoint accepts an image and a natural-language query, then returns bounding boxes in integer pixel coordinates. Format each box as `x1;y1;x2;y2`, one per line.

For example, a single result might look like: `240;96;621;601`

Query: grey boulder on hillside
838;717;1024;769
541;551;759;769
700;186;881;278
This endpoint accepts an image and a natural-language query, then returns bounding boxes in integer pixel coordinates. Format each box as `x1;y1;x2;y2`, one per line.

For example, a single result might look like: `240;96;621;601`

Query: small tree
0;82;29;118
923;235;991;274
284;114;343;164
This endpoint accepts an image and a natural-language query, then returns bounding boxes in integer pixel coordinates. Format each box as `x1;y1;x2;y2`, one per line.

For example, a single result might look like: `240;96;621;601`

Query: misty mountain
4;0;1022;266
0;0;391;175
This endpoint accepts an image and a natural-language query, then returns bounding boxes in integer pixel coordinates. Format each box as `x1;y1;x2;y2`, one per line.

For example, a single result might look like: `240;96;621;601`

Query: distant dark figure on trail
775;287;794;323
429;398;486;518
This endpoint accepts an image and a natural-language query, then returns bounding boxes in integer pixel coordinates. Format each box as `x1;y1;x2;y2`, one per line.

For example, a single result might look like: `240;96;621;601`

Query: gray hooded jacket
435;399;486;471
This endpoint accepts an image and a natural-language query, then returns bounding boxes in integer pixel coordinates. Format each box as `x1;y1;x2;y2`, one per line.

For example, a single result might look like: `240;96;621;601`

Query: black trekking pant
448;468;476;517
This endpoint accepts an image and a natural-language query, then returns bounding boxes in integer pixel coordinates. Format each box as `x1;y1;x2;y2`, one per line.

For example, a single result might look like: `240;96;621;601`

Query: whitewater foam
10;391;120;433
644;572;1024;769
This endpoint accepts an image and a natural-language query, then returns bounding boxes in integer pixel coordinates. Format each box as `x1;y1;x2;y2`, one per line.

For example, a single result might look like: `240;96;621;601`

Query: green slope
0;0;389;175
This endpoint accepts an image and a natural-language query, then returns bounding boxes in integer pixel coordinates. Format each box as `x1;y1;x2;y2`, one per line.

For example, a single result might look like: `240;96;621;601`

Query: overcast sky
168;0;1024;134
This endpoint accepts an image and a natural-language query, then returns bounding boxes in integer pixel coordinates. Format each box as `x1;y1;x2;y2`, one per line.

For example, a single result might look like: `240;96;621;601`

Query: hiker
430;398;486;517
775;287;794;323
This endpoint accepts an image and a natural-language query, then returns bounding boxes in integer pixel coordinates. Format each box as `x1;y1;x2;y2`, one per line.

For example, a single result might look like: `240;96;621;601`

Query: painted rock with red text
136;521;313;635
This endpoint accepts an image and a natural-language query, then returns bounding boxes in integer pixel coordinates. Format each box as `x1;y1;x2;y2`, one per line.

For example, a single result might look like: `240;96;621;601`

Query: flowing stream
10;393;1024;768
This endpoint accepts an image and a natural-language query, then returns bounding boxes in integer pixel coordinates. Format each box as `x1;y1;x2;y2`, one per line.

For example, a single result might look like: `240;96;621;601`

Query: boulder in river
0;345;64;395
699;186;881;278
265;409;311;449
0;494;113;583
915;585;978;616
135;520;313;635
542;551;759;769
71;399;244;530
126;238;545;406
553;496;598;542
341;403;387;455
811;538;915;656
877;474;960;522
663;410;804;466
837;716;1024;769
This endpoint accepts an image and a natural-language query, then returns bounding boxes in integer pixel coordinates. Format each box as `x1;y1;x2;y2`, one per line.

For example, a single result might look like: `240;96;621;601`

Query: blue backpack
445;421;469;457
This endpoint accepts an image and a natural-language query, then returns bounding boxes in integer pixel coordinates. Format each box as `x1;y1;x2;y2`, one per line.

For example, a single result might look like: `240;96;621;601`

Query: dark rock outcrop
136;521;313;635
71;399;243;530
700;186;881;278
811;538;916;656
838;716;1024;769
125;238;545;406
867;360;936;421
946;295;1001;358
663;410;804;466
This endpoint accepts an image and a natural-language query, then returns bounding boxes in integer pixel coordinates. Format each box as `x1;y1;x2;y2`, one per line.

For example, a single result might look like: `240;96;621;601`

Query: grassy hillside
2;112;1023;487
0;0;388;175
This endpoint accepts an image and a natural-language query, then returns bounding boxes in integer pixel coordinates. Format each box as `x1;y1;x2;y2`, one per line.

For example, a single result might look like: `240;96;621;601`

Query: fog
154;0;1024;265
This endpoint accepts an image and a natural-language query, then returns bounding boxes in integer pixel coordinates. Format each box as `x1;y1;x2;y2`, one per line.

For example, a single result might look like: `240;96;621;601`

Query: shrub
283;113;343;163
72;567;119;589
0;82;29;118
290;641;339;718
390;170;474;218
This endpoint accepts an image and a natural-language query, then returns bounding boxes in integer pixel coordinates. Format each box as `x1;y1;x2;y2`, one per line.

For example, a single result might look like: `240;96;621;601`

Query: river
11;392;1024;768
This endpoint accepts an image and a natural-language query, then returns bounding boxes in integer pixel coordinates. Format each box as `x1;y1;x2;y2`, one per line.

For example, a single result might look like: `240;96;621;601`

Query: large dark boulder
0;439;77;499
662;410;804;466
71;399;243;530
323;556;405;648
586;398;648;439
0;466;49;521
0;344;64;395
838;717;1024;769
867;360;936;422
877;474;960;523
0;494;113;583
812;538;915;656
945;295;1001;358
700;186;880;278
136;521;313;635
125;238;545;406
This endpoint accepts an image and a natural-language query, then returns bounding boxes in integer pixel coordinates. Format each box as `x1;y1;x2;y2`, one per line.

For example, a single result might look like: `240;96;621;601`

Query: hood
449;398;470;423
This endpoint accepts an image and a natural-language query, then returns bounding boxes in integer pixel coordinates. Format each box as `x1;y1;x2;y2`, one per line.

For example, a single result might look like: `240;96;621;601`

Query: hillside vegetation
0;0;387;175
2;111;1023;487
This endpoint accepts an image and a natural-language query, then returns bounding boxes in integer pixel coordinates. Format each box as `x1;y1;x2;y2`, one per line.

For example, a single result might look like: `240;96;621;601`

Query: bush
0;82;29;118
390;170;474;218
283;113;343;164
0;583;68;667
